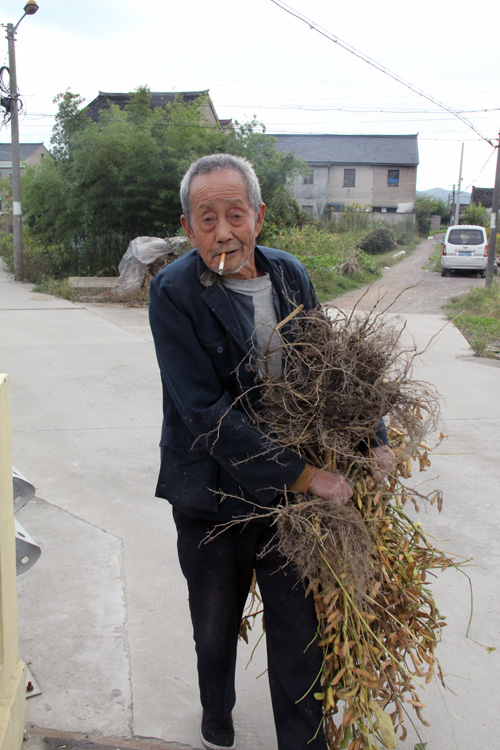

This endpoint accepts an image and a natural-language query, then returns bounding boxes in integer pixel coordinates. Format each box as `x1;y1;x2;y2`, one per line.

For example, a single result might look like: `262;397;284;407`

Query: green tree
125;85;153;126
22;158;77;243
433;198;451;223
21;89;305;277
460;202;490;227
50;90;90;160
415;196;450;235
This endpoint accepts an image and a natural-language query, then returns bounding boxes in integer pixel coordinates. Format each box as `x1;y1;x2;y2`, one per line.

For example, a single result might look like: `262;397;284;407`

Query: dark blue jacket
149;245;318;517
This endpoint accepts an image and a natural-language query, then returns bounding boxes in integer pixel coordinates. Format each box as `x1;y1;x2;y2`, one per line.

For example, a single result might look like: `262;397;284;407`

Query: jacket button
217;346;224;353
244;363;253;372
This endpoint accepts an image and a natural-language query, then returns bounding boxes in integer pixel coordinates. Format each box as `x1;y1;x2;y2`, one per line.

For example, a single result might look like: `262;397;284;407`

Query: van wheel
441;269;447;277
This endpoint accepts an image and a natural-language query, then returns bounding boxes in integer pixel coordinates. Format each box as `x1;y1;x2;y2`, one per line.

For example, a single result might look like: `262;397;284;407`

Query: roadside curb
24;726;197;750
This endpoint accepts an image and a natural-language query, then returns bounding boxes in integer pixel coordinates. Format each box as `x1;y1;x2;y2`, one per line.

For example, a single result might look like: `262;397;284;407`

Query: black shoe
200;710;235;750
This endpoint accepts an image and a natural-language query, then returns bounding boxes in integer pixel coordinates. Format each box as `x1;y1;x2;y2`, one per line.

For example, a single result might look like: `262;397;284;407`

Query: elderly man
149;154;393;750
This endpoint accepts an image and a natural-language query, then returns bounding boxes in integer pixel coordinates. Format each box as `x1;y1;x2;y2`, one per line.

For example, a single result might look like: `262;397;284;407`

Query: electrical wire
464;149;497;190
0;65;11;125
269;0;496;147
0;64;24;127
217;103;500;115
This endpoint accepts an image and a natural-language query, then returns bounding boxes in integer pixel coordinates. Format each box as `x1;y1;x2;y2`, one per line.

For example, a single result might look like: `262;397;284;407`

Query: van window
448;229;485;245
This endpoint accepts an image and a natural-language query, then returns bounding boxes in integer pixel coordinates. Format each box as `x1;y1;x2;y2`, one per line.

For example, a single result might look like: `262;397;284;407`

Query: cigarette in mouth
218;252;226;274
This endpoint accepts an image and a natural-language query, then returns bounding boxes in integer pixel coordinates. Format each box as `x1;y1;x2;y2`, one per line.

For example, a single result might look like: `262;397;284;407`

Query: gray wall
292;164;417;219
328;211;416;227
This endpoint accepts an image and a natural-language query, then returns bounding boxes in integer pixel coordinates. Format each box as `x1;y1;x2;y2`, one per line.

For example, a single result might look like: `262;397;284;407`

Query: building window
303;170;314;185
301;205;314;215
343;168;356;187
388;169;400;186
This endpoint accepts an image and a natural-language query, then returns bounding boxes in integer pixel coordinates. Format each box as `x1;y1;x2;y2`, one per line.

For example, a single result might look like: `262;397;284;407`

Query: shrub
356;250;378;274
359;227;397;255
21;239;76;283
0;230;76;283
416;196;450;235
460;203;490;228
338;203;372;232
0;231;13;269
392;217;417;246
417;213;431;237
269;225;364;300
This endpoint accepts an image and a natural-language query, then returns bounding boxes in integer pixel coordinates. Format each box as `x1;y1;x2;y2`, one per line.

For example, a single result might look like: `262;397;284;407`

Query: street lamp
3;2;39;280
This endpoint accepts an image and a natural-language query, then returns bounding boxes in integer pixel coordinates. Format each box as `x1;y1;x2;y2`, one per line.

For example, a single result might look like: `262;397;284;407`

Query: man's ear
181;215;197;248
255;203;266;236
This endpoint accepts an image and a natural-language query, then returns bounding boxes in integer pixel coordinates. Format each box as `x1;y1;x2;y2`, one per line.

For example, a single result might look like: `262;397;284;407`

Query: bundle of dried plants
238;305;462;749
256;305;439;467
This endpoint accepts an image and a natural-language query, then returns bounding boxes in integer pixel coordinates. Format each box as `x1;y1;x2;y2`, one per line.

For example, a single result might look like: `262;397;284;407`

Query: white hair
180;153;262;223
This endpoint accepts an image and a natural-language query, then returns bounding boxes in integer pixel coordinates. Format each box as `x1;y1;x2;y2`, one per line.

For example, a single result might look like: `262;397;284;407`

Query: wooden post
0;374;26;750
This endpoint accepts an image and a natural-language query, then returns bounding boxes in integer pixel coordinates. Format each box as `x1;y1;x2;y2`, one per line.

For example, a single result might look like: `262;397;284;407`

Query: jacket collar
197;250;247;353
195;246;291;353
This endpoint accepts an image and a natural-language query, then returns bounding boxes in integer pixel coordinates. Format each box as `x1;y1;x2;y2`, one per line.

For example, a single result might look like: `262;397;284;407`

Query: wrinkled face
181;169;266;280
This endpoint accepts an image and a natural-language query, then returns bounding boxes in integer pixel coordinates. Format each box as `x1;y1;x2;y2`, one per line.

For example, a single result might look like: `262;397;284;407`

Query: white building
272;134;419;223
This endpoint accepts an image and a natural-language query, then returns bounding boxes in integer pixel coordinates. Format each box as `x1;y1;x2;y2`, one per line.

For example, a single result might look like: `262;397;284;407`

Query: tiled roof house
470;186;494;210
0;142;49;179
85;90;222;128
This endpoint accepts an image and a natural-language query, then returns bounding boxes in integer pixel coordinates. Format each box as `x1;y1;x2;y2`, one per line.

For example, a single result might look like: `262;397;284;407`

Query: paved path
1;265;499;750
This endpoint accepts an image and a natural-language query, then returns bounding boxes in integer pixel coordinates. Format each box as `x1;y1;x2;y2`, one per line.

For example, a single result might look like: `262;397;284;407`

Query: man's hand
369;444;396;482
307;468;353;506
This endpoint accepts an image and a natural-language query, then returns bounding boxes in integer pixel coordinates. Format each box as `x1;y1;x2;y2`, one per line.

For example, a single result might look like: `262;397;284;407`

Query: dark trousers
173;508;328;750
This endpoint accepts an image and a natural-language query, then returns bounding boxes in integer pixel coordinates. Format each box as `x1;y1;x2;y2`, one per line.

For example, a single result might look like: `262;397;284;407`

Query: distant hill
417;187;471;204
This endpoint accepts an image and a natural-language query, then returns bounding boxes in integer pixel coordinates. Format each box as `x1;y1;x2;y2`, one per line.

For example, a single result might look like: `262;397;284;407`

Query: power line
224;105;500;115
18;105;500;119
269;0;495;147
266;128;490;142
464;149;497;190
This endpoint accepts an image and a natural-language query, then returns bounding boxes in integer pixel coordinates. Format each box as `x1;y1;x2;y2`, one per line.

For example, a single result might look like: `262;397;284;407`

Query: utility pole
454;143;464;225
3;2;39;281
6;22;23;280
485;132;500;288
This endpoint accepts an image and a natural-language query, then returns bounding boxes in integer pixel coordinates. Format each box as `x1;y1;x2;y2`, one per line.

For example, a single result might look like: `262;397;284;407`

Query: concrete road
1;265;499;750
325;236;487;314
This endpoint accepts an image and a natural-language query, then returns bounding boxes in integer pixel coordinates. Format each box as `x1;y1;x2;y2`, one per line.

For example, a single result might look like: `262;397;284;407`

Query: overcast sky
1;0;498;195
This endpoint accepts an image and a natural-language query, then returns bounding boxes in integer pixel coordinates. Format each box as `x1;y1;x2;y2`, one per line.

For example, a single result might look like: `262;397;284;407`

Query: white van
441;225;488;277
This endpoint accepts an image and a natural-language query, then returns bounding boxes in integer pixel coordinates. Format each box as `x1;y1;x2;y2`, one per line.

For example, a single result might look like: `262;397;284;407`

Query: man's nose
214;216;234;243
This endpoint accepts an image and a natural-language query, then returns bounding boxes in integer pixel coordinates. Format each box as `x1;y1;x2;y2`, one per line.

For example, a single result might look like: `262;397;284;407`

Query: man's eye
231;214;242;221
202;217;215;224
